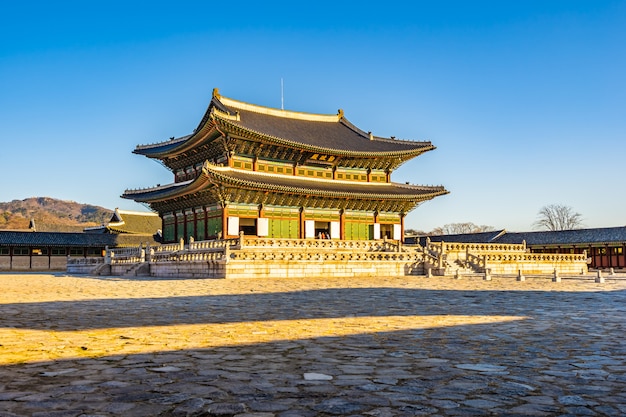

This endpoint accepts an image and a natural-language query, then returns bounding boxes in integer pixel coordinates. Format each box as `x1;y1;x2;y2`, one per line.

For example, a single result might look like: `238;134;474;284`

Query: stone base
148;258;424;279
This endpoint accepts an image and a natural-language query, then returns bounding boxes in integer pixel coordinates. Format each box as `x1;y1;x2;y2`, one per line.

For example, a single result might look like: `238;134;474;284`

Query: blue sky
1;1;624;232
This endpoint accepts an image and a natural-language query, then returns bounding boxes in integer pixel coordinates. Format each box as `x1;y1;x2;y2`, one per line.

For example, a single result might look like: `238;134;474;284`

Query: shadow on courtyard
1;285;625;332
2;282;626;415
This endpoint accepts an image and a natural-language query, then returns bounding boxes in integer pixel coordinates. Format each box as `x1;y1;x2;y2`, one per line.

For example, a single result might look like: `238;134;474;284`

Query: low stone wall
148;258;422;279
484;253;588;275
1;255;68;271
66;258;104;275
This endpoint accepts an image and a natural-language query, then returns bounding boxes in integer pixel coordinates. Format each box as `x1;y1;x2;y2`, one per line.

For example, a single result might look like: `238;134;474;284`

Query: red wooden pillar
222;205;229;238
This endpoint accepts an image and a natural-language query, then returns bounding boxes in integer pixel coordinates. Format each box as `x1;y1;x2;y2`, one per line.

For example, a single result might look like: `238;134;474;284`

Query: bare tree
533;204;583;231
431;222;495;235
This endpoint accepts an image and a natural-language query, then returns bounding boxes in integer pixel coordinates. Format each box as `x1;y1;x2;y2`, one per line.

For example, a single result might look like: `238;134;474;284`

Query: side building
415;226;626;270
122;89;448;243
0;209;161;271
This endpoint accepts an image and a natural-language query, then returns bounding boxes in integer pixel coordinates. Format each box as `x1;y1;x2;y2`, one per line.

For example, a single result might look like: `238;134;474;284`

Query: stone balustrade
240;237;401;252
466;252;486;270
89;236;588;279
67;257;104;265
153;242;184;253
484;252;586;263
441;242;526;253
151;250;227;263
230;249;419;262
189;237;240;251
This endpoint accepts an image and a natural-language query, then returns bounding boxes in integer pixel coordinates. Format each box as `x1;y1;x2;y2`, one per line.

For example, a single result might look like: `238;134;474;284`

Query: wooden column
340;209;345;240
222;205;229;238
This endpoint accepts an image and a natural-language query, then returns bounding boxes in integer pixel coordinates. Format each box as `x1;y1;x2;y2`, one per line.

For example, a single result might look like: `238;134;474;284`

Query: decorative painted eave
122;161;448;205
204;164;447;201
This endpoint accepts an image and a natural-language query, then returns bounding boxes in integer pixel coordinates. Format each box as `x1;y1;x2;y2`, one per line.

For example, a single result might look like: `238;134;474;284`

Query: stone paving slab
1;272;625;416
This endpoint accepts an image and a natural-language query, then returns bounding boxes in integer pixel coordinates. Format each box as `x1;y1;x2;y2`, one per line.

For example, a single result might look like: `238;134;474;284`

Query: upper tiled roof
134;89;435;158
218;100;431;154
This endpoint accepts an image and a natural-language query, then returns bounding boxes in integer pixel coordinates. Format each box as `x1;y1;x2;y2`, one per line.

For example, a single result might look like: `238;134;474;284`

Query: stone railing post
224;244;230;264
484;268;492;281
552;268;561;282
517;269;525;282
179;237;185;251
105;246;111;265
239;231;245;248
596;270;605;283
140;244;145;263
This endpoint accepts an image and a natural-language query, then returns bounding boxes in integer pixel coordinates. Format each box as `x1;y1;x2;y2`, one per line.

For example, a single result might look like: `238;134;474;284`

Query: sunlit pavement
1;273;626;416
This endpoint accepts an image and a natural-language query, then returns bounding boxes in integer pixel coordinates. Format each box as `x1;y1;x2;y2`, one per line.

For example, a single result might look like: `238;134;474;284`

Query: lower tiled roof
123;163;448;203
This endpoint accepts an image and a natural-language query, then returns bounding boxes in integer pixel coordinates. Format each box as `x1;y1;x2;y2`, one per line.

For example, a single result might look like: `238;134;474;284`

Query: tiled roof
0;231;159;248
221;105;432;154
123;163;448;203
108;209;160;234
497;227;626;246
134;90;435;158
419;227;626;247
417;230;506;245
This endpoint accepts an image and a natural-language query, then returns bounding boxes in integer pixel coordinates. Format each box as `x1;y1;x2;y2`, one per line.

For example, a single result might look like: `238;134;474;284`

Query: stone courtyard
1;272;625;416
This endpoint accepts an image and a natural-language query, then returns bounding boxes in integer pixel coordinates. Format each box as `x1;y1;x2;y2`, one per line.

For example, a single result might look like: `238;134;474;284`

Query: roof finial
212;88;220;99
281;78;284;110
337;109;344;119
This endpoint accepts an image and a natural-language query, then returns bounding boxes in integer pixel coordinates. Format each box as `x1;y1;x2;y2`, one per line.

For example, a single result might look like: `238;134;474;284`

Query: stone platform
1;272;625;416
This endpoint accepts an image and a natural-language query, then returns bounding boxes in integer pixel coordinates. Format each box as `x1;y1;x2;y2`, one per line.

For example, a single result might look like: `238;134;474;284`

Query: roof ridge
213;89;342;123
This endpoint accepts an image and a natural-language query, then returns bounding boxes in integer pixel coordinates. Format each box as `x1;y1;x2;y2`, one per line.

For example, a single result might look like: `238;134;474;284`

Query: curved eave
121;178;209;203
132;120;217;160
213;113;435;160
205;165;448;202
122;164;448;204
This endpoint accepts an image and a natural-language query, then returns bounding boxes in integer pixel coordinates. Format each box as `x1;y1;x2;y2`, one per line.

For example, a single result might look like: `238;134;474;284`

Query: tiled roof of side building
496;227;626;246
110;209;161;234
0;231;160;247
0;231;118;247
417;230;506;246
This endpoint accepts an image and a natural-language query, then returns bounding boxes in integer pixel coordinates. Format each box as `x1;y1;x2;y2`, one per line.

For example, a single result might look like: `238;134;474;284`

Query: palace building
122;89;448;243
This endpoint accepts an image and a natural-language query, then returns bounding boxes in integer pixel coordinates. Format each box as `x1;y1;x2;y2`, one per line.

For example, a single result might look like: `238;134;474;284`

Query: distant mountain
0;197;113;231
